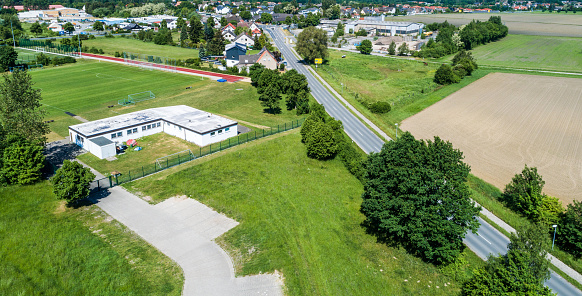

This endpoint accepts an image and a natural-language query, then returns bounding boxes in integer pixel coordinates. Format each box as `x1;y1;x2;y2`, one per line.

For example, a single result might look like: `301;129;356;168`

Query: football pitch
31;60;302;139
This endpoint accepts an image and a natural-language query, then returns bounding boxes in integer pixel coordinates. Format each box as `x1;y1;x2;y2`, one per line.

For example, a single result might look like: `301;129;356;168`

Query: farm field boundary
401;72;582;205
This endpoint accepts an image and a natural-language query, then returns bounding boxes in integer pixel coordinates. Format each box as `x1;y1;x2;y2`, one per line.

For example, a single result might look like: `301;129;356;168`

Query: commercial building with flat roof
69;105;238;159
345;20;424;36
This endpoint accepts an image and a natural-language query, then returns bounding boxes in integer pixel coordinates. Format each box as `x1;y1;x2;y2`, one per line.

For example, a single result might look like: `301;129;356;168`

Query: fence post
228;138;230;147
237;135;240;145
97;179;100;191
166;158;169;168
129;170;131;180
254;130;256;140
178;154;181;164
115;174;118;185
262;129;264;137
109;175;112;187
199;147;201;157
142;166;145;177
278;124;279;133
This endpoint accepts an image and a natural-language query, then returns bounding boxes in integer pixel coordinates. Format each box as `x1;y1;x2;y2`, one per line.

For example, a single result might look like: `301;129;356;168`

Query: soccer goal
118;91;156;106
155;149;195;169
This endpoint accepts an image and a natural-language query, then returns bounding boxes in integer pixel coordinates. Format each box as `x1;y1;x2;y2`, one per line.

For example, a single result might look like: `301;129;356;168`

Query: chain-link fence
88;118;305;188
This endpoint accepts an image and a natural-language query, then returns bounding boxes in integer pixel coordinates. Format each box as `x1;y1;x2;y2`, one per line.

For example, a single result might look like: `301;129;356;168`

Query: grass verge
0;182;183;295
468;174;582;286
125;130;485;295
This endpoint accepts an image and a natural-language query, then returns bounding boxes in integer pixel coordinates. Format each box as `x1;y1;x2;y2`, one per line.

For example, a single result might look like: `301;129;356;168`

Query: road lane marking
479;235;492;245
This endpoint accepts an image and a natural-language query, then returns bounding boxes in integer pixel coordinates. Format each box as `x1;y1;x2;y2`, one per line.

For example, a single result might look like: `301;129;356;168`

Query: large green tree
240;10;252;20
357;39;372;54
0;46;17;72
257;69;282;113
63;22;75;35
51;160;95;205
260;13;273;24
0;70;48;143
388;40;396;55
557;201;582;258
1;136;45;185
249;63;266;85
434;64;458;85
281;69;309;111
300;103;341;160
30;21;43;36
92;21;104;33
296;26;328;64
206;29;225;56
462;224;553;295
503;165;547;221
361;132;480;265
188;16;203;42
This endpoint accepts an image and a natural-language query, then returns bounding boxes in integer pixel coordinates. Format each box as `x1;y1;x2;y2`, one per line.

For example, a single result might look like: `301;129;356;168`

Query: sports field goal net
155;149;195;169
118;91;156;106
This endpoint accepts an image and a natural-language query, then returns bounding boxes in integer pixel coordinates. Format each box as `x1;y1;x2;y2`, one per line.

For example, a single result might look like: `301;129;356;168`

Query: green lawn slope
0;182;183;295
126;130;484;295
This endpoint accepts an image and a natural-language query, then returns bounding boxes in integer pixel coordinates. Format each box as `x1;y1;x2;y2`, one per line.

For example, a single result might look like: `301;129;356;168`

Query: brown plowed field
401;73;582;204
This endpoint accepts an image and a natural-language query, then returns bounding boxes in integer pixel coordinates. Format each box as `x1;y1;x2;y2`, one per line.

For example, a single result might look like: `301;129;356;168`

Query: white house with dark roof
233;33;254;48
69;106;238;159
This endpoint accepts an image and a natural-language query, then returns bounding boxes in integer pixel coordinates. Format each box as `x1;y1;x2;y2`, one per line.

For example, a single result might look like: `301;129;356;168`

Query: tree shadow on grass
262;107;282;114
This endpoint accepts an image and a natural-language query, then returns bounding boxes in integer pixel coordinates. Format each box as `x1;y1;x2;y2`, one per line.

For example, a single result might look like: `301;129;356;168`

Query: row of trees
415;17;507;59
249;66;310;115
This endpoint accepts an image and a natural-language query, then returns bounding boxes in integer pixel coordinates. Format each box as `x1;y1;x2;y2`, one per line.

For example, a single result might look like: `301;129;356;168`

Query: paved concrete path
90;187;283;296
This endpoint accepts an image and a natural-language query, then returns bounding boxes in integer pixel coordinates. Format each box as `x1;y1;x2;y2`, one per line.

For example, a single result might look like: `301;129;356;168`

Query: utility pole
10;18;16;47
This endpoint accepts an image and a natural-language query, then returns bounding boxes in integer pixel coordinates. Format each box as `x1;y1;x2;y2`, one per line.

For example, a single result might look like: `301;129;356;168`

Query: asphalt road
264;26;385;154
266;26;581;295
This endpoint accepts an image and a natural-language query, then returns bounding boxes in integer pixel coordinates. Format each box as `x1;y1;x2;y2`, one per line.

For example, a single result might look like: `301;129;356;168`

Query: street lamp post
552;224;557;250
395;123;398;138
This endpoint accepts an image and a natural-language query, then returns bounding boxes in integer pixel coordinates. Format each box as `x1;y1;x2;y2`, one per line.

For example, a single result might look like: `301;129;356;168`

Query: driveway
90;187;283;296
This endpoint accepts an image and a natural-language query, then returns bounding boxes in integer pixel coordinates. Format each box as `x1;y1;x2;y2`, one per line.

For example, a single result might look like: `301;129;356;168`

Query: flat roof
69;105;237;137
89;136;114;147
348;20;423;27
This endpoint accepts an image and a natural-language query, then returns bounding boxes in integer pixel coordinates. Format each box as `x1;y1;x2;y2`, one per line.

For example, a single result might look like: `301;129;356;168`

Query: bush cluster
368;101;391;114
434;50;478;85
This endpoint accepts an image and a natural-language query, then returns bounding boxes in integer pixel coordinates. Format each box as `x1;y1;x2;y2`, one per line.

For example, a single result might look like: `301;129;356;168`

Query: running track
80;53;246;82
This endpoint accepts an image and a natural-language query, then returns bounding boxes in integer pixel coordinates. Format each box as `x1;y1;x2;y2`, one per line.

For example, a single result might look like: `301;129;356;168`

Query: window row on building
111;122;161;139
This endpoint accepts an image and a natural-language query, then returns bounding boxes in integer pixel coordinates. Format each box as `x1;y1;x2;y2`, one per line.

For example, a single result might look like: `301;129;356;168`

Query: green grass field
440;35;582;73
30;60;303;139
0;182;183;295
82;37;199;60
125;130;484;295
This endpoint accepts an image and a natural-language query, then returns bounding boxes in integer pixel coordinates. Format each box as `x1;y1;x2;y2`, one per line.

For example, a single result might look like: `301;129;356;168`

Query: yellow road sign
315;58;323;64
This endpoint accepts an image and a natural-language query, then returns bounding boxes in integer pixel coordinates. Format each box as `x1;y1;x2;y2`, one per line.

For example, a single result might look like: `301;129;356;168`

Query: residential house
250;8;262;15
221;23;236;41
298;7;319;16
251;28;262;37
233;33;254;48
238;47;278;70
216;5;231;14
225;43;247;67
